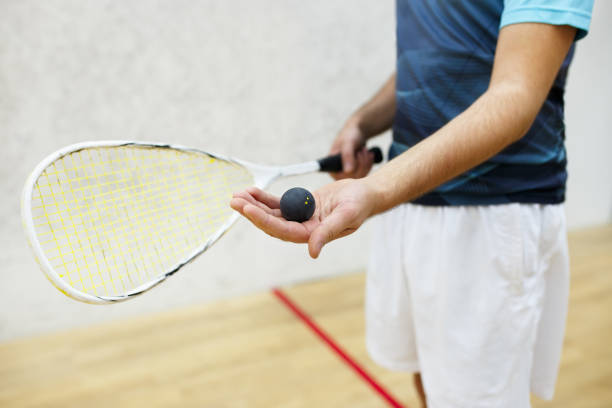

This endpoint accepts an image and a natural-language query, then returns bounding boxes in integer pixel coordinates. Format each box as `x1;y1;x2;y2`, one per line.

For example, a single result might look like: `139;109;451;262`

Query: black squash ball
280;187;315;223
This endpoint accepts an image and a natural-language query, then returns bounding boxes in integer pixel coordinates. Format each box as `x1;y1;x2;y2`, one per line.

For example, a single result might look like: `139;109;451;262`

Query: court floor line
271;288;406;408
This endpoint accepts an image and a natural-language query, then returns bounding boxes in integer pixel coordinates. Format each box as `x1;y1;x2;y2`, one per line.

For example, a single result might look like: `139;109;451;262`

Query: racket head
21;141;255;303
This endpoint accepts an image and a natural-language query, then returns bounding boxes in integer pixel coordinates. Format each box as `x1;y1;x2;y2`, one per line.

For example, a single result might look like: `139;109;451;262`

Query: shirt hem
412;194;565;206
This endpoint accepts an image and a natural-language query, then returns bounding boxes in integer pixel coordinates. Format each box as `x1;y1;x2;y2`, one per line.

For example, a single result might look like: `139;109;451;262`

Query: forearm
350;72;396;138
364;85;543;214
365;23;575;215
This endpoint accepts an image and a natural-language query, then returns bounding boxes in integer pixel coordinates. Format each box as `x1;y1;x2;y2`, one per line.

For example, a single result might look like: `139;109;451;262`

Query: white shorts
366;203;569;408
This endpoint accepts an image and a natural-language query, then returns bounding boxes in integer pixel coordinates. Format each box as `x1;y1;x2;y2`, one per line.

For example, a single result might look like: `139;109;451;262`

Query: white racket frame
22;141;320;304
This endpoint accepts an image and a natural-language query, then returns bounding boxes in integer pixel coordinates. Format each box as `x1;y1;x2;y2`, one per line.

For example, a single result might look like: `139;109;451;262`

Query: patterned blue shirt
392;0;594;205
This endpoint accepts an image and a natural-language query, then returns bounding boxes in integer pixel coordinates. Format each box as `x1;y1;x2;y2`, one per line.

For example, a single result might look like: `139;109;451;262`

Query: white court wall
564;1;612;229
0;1;610;341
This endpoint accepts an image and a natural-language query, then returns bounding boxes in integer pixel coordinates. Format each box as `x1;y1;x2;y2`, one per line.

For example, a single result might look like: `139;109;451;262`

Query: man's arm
350;72;396;138
231;23;577;258
329;73;396;178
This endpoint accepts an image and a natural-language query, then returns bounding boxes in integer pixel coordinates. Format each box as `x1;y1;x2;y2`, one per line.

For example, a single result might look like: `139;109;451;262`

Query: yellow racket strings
29;146;253;297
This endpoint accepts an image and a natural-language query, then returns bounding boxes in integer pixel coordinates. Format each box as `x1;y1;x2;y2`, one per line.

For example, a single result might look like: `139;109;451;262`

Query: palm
230;179;373;258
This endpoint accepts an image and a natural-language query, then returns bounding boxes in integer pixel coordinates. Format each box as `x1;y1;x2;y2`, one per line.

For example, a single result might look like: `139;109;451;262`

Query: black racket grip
317;147;383;173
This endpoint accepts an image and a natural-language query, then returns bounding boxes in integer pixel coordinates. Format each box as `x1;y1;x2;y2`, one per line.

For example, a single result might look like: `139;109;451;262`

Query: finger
330;171;345;181
340;142;356;174
232;190;281;216
329;140;346;180
243;204;310;243
354;149;367;177
230;196;281;217
230;197;248;214
308;208;356;258
246;187;281;210
354;148;374;179
232;190;258;205
234;188;278;212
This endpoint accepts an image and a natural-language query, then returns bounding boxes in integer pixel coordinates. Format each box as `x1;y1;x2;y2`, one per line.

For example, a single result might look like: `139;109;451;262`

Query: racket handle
317;147;383;173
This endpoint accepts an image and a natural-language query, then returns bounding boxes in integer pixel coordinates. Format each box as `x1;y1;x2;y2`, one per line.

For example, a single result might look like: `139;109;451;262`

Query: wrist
362;172;390;216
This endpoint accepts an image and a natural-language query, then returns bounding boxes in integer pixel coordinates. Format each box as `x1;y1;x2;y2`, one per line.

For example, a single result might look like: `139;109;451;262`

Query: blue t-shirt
392;0;593;205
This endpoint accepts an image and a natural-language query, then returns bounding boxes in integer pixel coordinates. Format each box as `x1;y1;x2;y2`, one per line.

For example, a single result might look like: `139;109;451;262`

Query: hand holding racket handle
317;147;383;172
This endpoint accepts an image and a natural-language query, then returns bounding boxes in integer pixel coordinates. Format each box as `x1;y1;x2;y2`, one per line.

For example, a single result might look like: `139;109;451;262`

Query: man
231;1;594;406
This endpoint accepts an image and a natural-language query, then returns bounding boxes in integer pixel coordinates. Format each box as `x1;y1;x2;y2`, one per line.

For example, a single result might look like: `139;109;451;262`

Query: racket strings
30;146;253;298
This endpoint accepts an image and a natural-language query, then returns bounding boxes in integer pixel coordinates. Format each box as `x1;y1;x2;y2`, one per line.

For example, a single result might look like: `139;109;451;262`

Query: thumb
308;209;354;259
341;143;356;174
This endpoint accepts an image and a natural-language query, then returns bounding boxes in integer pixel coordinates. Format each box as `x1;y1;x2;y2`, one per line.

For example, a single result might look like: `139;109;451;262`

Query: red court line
272;288;406;408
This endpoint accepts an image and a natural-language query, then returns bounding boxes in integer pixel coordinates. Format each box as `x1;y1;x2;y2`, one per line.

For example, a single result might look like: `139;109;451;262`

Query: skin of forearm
351;72;396;138
364;84;549;215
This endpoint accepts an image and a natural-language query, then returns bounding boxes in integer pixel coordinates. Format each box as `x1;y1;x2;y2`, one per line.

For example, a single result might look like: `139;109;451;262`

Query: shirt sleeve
501;0;594;40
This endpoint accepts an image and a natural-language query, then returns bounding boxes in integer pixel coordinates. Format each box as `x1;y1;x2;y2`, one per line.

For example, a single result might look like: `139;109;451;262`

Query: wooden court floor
1;225;611;407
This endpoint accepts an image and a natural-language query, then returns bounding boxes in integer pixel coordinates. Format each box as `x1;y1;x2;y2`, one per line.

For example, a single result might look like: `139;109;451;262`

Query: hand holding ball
280;187;315;222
